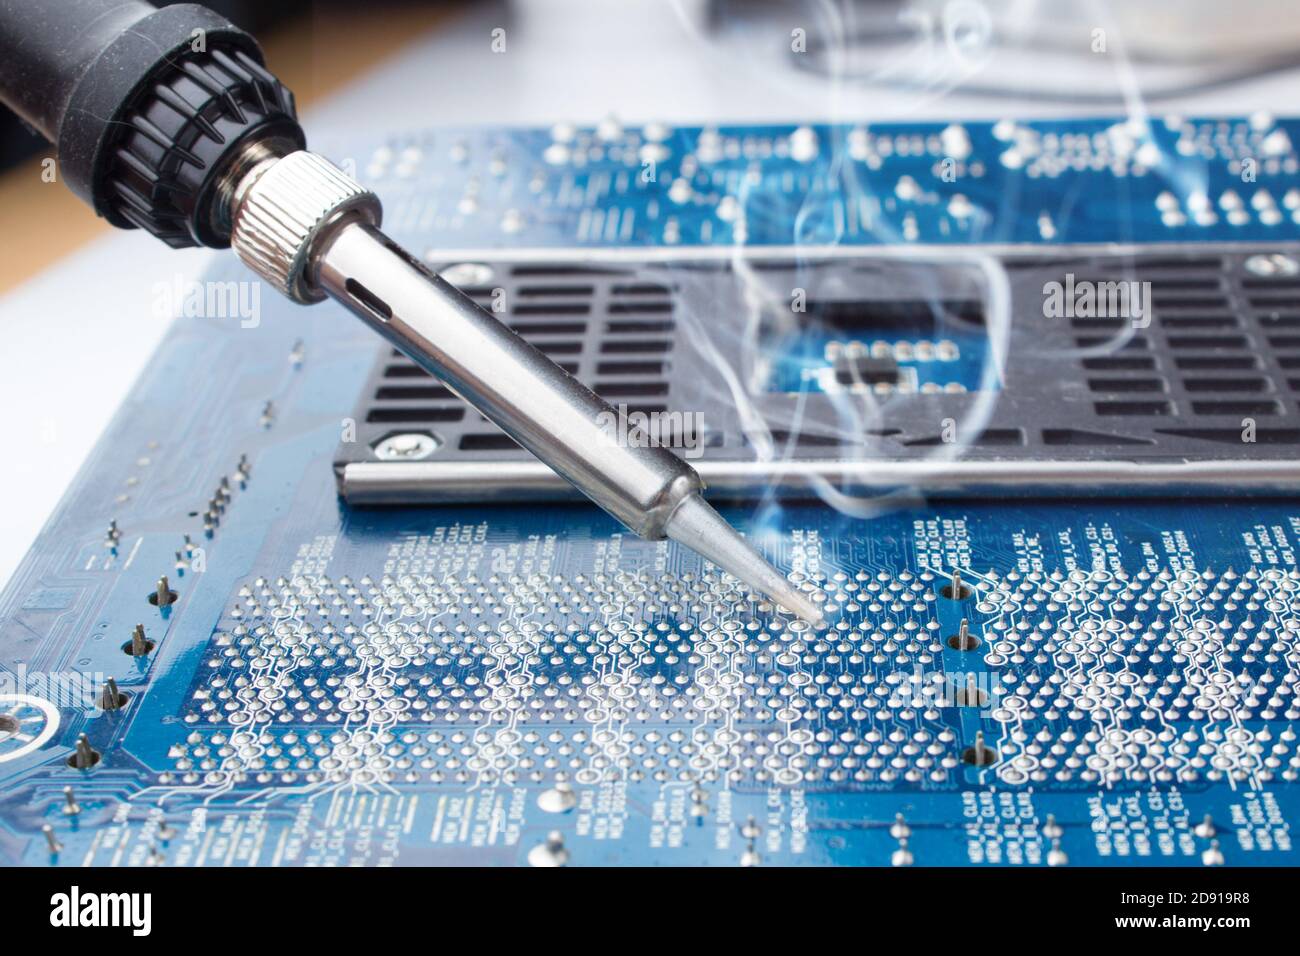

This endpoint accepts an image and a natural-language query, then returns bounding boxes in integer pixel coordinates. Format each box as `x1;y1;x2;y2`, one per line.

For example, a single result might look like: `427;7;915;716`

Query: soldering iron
0;0;822;622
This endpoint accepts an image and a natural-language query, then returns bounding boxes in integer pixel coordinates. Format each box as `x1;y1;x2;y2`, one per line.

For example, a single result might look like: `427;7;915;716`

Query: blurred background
1;0;1299;584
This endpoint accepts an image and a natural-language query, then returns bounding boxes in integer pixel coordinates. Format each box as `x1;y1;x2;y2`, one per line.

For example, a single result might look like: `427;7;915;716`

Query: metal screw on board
373;433;440;461
438;262;496;287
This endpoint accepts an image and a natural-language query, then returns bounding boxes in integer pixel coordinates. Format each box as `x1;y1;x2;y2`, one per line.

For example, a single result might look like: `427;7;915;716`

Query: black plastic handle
0;0;304;247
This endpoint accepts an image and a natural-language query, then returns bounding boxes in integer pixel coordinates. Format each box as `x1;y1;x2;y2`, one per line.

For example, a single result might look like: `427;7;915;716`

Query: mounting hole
940;582;972;600
148;588;177;607
122;638;155;656
103;690;130;710
66;748;101;769
962;743;997;766
947;632;981;651
0;714;19;739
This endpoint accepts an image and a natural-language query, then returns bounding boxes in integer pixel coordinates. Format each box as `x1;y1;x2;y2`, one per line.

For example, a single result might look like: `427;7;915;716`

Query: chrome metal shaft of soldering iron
227;148;819;622
313;219;822;624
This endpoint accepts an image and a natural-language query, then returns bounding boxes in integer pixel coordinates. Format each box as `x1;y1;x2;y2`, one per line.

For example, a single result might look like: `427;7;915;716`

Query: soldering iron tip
664;494;823;624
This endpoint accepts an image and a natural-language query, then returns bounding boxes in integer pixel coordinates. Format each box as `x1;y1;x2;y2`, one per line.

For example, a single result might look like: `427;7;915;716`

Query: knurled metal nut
231;151;382;303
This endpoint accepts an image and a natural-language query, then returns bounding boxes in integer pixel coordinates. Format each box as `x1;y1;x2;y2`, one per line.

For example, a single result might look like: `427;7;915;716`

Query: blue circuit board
2;117;1300;867
762;322;992;395
357;116;1300;251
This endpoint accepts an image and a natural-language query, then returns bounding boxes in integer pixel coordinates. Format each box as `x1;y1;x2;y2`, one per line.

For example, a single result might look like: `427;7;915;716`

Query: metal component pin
944;567;970;599
1202;839;1225;866
43;824;61;854
62;786;81;816
891;837;914;867
537;781;576;813
1042;813;1062;839
154;576;174;606
950;617;978;650
1047;839;1068;866
99;678;125;712
129;624;150;656
974;731;987;765
1194;814;1216;839
527;830;570;867
689;785;708;820
890;813;910;840
71;734;98;770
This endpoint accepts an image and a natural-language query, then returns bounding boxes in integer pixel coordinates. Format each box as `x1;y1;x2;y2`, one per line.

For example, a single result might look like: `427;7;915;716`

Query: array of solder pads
363;115;1300;250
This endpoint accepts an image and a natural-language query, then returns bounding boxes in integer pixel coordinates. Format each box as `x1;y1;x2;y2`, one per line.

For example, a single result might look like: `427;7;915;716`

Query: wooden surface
0;4;452;294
